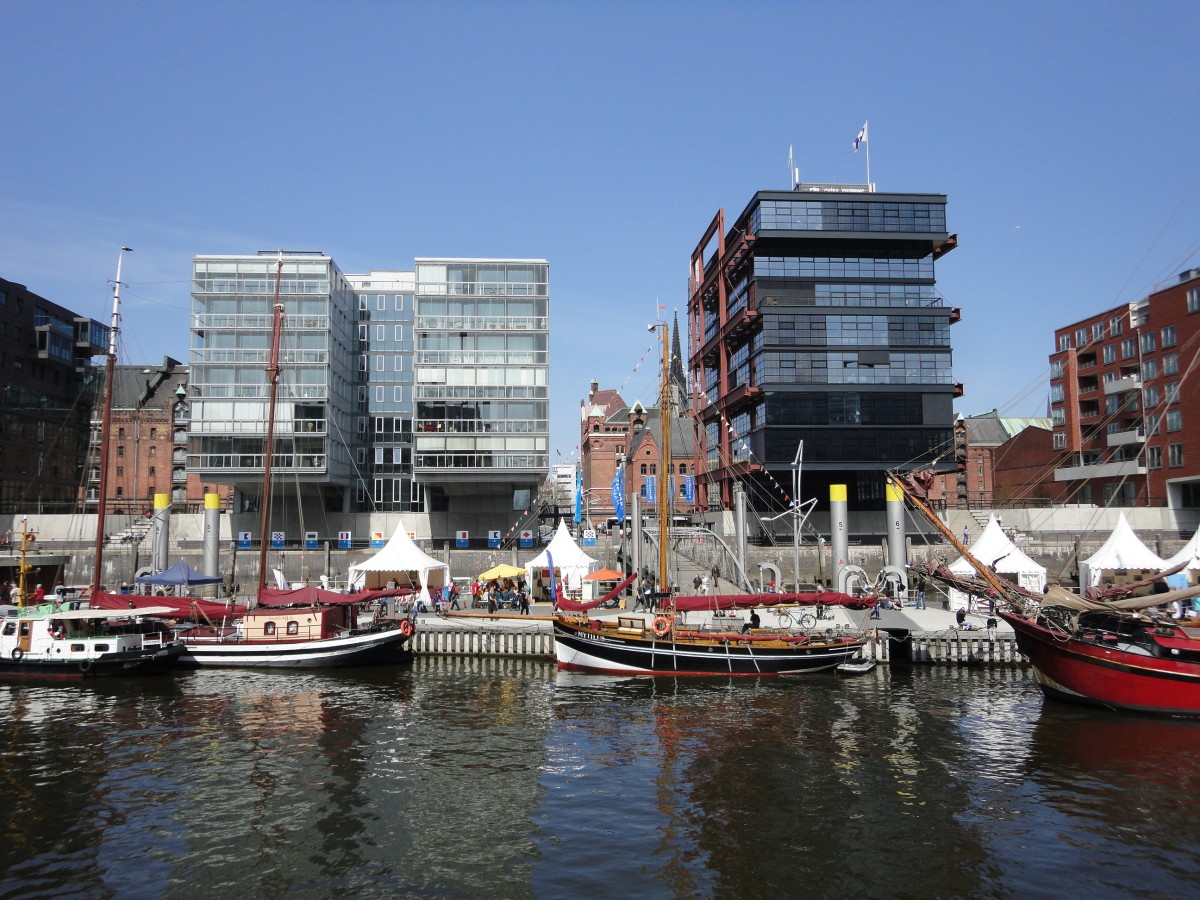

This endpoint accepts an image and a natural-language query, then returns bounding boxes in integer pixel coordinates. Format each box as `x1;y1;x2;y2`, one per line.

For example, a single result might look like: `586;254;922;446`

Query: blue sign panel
582;529;597;547
237;531;253;550
487;530;501;548
456;530;469;549
338;531;352;549
519;529;534;548
305;531;319;550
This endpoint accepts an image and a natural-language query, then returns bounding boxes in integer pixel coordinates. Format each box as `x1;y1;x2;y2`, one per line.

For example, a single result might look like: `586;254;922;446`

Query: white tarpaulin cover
348;520;449;602
1080;512;1166;587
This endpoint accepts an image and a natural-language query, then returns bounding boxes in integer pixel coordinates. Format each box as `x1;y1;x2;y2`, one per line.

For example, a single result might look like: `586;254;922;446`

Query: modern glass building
413;259;550;532
687;186;960;511
188;253;549;539
188;252;359;522
345;270;417;513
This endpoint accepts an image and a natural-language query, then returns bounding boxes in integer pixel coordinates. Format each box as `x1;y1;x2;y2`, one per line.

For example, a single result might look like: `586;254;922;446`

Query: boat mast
656;323;670;590
16;517;35;608
91;247;132;595
257;253;285;591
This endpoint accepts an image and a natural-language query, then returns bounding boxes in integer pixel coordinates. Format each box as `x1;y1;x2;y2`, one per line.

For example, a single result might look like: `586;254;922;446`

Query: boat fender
11;648;23;661
652;615;672;638
398;619;414;638
78;659;92;673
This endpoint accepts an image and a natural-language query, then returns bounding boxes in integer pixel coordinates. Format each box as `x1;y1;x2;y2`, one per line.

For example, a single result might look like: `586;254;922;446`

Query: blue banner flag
574;467;582;524
684;475;695;504
546;551;557;604
611;467;625;522
645;475;656;504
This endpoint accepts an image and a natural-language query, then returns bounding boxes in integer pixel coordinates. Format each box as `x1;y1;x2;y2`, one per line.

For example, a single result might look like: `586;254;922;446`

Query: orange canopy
583;568;626;581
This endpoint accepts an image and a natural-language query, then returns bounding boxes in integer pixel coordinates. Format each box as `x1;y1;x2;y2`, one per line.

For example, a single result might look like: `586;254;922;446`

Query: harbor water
2;661;1199;898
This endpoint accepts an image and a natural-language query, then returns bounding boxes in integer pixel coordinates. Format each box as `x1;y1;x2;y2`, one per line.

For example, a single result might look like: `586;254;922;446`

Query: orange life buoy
652;615;672;638
398;619;414;637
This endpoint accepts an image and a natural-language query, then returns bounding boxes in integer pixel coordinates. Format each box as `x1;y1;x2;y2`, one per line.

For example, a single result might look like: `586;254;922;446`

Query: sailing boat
171;253;413;668
1;249;185;679
553;322;866;676
892;468;1200;716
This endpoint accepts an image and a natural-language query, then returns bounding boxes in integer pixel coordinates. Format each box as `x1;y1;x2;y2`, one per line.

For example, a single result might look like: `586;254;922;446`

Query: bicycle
776;609;817;630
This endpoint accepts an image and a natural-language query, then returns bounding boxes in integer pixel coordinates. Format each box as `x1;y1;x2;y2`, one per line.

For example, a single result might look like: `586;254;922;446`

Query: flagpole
864;121;871;188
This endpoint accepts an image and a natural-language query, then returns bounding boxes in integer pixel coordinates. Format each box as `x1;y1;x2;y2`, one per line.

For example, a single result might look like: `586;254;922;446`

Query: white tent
525;520;597;596
348;520;450;603
1162;528;1200;571
1079;513;1166;587
948;516;1046;608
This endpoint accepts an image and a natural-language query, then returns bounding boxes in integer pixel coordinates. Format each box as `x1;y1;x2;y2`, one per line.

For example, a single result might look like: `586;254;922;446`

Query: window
1163;354;1178;375
286;621;299;635
1145;385;1160;406
640;464;647;475
1166;382;1180;403
1052;432;1066;449
150;427;157;439
1169;443;1185;467
264;622;277;636
148;466;156;476
1161;325;1176;347
1143;358;1157;379
1092;323;1104;341
116;466;124;477
1050;360;1063;379
1102;345;1116;364
117;445;124;457
1105;395;1118;415
394;325;404;341
1141;332;1156;353
1051;409;1066;426
1058;335;1070;351
1187;287;1200;313
1166;410;1183;432
1147;446;1162;468
1050;384;1064;402
1075;328;1088;346
1109;316;1124;336
375;447;384;464
1120;338;1136;359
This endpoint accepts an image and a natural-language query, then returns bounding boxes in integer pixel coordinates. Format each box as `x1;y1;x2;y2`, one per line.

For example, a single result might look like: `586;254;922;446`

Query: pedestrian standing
701;575;710;595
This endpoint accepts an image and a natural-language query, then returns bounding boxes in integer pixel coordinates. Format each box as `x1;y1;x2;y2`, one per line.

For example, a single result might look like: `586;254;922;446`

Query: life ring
11;648;23;661
652;615;672;638
78;659;92;673
398;619;414;638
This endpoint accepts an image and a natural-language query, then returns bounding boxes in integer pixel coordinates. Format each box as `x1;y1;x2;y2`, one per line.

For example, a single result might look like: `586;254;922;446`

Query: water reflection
2;664;1198;898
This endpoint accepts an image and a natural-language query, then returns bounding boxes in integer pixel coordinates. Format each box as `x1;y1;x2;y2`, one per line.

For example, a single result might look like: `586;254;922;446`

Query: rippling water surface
2;661;1199;898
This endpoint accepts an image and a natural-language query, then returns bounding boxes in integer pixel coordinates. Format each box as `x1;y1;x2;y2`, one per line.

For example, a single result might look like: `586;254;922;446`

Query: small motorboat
836;655;877;676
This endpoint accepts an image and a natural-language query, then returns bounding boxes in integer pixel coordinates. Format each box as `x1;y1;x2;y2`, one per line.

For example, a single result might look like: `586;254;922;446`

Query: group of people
470;578;531;615
0;581;53;606
690;565;722;596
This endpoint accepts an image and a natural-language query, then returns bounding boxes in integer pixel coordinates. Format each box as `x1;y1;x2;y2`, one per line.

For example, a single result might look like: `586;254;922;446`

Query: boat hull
554;618;863;676
0;643;185;679
1000;611;1200;716
178;626;412;668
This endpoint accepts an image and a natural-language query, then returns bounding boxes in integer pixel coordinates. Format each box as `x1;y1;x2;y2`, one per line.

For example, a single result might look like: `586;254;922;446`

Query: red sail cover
90;590;249;621
256;586;411;607
556;574;637;612
665;591;872;613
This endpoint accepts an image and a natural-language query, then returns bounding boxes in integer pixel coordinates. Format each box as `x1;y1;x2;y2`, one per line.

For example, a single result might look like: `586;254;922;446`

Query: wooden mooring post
412;624;555;660
872;628;1026;667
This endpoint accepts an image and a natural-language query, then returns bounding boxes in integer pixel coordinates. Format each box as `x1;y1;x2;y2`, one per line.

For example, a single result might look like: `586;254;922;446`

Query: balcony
1054;460;1146;481
1106;428;1146;447
1103;375;1142;395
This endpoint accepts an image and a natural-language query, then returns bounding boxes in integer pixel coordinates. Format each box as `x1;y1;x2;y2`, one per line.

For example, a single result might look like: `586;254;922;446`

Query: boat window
71;644;85;652
264;622;277;636
2;622;14;636
286;621;299;635
94;644;110;652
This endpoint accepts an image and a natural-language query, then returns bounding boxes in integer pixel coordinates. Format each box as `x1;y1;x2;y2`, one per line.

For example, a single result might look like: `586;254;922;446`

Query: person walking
701;575;711;595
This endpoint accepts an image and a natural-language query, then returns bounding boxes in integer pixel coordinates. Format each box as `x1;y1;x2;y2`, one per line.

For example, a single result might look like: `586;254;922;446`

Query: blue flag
574;467;582;524
611;467;625;523
546;551;557;603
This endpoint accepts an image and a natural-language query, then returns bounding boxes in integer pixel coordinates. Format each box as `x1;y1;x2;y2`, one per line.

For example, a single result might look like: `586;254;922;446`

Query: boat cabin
241;605;354;642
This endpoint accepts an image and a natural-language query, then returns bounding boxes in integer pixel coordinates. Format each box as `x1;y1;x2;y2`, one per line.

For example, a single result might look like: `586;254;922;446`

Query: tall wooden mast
656;323;670;589
257;253;285;591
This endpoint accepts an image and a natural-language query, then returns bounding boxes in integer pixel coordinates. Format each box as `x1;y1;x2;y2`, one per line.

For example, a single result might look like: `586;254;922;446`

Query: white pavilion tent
1079;513;1166;588
948;516;1047;609
348;520;450;603
525;520;598;597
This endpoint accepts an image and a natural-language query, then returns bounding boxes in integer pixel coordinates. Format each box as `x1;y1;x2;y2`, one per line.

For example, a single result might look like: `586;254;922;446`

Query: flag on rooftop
853;121;868;152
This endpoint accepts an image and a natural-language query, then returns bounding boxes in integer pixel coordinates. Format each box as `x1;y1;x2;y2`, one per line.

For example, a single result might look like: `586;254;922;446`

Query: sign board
582;528;597;547
519;529;534;548
338;530;352;549
305;531;319;550
487;530;501;548
270;531;285;549
456;530;469;549
370;531;385;548
237;531;253;549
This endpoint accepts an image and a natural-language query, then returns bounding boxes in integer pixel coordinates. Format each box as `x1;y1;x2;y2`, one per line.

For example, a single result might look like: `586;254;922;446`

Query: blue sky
3;1;1198;464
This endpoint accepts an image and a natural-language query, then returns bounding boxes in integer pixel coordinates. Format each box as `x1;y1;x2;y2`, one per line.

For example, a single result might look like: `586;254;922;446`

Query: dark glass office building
687;185;960;511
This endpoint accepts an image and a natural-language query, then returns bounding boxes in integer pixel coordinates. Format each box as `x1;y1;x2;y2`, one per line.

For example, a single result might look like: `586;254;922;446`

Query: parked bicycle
774;608;817;630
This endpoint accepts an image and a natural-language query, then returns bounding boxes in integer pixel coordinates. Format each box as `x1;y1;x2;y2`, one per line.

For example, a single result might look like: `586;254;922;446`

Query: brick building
86;357;232;514
1050;267;1200;509
928;411;1057;507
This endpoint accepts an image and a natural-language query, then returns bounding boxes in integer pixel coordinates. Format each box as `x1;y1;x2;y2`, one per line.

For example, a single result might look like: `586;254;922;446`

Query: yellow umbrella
478;563;526;581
